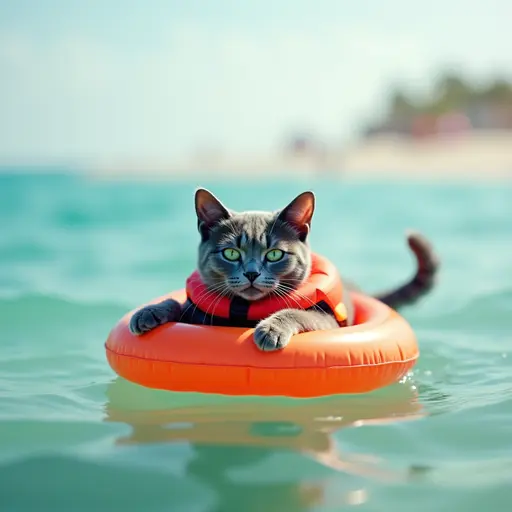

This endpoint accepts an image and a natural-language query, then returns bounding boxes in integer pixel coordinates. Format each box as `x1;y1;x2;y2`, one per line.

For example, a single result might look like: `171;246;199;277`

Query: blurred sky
1;0;511;165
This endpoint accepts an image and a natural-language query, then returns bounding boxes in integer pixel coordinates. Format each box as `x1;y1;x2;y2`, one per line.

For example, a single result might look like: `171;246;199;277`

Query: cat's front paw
254;318;293;352
129;299;181;336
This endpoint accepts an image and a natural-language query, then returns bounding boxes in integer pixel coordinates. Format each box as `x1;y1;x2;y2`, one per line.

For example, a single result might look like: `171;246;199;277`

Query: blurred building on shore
362;73;512;140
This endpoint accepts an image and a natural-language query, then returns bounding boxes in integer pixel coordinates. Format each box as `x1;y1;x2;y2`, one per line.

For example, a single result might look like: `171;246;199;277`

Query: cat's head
194;188;315;301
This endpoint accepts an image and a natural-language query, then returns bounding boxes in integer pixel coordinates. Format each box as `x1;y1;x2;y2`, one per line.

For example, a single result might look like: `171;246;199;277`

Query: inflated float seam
105;344;418;369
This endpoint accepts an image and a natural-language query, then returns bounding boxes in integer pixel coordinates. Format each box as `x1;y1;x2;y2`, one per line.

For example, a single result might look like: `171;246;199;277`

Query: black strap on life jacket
180;297;343;328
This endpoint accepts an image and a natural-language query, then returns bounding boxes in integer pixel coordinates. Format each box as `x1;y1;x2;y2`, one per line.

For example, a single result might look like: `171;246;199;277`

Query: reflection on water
104;378;426;511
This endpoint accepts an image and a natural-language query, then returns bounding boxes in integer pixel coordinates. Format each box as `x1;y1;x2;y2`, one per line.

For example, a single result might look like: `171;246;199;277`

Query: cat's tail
373;230;440;311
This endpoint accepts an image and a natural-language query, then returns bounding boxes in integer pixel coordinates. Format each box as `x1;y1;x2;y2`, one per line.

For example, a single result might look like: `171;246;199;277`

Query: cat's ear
195;188;230;234
277;191;315;241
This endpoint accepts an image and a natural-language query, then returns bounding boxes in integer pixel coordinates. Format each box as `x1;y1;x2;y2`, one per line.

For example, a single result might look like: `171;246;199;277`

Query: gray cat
129;188;439;351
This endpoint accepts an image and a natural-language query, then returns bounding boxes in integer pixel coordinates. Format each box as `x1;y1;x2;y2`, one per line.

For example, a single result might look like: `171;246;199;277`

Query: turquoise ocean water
1;172;511;511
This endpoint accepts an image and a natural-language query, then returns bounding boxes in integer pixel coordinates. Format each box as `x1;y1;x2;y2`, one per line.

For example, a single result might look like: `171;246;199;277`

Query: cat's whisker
277;285;318;308
276;283;320;310
272;287;296;312
179;282;231;321
204;294;223;326
185;282;228;302
185;279;224;296
203;284;232;324
208;288;233;326
187;290;230;323
280;277;308;286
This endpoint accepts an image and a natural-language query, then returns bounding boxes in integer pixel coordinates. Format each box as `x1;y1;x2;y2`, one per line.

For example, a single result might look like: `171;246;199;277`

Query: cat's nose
243;271;260;283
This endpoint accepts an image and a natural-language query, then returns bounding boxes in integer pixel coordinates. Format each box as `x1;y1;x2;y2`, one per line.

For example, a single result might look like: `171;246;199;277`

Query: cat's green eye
222;248;241;261
265;249;284;262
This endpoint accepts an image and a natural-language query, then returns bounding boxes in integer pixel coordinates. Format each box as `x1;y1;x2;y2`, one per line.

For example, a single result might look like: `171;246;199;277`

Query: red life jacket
183;253;348;328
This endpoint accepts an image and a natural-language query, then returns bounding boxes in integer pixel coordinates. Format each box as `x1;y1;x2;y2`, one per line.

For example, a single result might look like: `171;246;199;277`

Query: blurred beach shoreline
83;130;512;181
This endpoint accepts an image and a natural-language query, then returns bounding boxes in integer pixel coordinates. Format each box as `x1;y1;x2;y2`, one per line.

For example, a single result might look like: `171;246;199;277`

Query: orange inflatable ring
105;289;419;398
